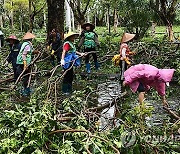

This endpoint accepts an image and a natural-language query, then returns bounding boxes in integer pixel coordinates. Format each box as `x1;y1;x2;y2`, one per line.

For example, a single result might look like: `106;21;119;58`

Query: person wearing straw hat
16;32;36;96
61;31;85;94
119;33;136;91
78;22;100;74
5;35;21;80
47;28;63;66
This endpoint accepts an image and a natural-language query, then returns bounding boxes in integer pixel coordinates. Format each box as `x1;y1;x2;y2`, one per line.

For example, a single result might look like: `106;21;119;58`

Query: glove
80;53;86;57
23;60;28;70
51;50;55;55
60;59;65;66
112;55;120;66
4;60;8;66
47;46;50;51
124;57;131;65
129;51;136;55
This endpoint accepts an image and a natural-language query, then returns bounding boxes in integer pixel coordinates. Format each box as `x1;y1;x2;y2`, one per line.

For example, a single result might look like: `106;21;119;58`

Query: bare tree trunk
0;14;3;28
113;8;118;33
71;9;75;31
167;24;174;41
43;10;46;28
151;22;157;37
29;0;33;32
65;0;71;32
47;0;64;38
107;5;110;34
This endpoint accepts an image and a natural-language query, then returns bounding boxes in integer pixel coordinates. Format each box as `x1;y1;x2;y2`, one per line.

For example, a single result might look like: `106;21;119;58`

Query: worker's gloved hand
51;50;55;55
80;53;86;57
60;59;65;66
4;60;8;66
47;46;50;51
23;60;28;70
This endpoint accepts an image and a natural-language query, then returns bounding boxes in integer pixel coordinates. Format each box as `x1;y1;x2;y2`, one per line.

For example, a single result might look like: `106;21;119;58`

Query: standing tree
47;0;64;37
150;0;178;41
68;0;91;25
29;0;46;32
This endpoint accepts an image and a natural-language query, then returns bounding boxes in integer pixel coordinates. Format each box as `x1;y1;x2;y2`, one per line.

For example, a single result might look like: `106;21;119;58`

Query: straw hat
6;35;19;43
81;23;95;30
121;33;135;43
64;31;79;40
23;32;36;40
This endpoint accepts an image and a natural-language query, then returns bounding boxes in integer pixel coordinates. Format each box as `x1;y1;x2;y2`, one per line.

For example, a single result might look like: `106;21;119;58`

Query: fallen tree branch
163;106;180;120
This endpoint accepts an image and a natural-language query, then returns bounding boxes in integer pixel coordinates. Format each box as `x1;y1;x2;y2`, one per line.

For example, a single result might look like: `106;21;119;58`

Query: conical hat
64;31;79;40
6;35;19;42
23;32;36;40
121;33;135;43
81;23;95;30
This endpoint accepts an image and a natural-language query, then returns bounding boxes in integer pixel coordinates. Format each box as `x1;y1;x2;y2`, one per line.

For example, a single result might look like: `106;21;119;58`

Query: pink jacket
124;64;175;96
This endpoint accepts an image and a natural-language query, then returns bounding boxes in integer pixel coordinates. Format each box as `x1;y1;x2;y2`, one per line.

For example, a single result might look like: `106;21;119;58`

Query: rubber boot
21;87;31;96
62;83;72;95
51;60;55;67
95;62;100;70
86;63;91;74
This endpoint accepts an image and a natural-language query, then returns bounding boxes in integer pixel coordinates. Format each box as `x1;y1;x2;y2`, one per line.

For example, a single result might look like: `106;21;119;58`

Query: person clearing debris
122;64;175;107
16;32;38;96
61;31;85;94
112;33;136;91
78;23;100;74
5;35;21;81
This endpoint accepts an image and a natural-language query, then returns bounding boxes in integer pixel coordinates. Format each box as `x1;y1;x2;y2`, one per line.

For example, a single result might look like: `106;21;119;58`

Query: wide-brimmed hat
64;31;79;40
121;33;135;43
6;35;19;43
23;32;36;40
81;23;95;30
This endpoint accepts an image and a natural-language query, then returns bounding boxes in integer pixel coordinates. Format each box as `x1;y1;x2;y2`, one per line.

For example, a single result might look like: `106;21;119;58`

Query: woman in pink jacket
123;64;175;107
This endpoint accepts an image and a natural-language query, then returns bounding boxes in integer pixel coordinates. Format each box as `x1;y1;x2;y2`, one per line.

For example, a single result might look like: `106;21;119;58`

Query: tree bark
47;0;64;38
113;8;118;33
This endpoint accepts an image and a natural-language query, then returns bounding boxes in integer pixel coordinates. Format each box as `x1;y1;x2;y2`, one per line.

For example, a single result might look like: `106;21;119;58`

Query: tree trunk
29;0;33;32
107;5;110;34
167;24;174;41
0;14;3;28
65;0;71;32
151;22;157;37
43;10;46;28
47;0;64;38
10;1;14;29
113;8;118;33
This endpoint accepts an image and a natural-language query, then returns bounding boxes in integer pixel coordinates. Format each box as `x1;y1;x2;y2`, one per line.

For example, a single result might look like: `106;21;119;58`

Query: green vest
16;41;33;65
64;41;76;53
84;32;96;48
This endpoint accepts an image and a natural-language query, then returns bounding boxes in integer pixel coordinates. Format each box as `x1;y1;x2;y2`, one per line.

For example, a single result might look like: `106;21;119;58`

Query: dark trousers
62;66;74;93
120;60;127;81
16;64;30;88
12;59;18;80
50;49;61;65
84;47;98;64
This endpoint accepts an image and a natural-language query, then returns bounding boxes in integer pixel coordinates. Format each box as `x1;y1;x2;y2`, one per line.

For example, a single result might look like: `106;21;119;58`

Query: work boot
85;63;91;74
62;83;72;95
21;87;31;96
95;62;100;70
50;60;55;67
